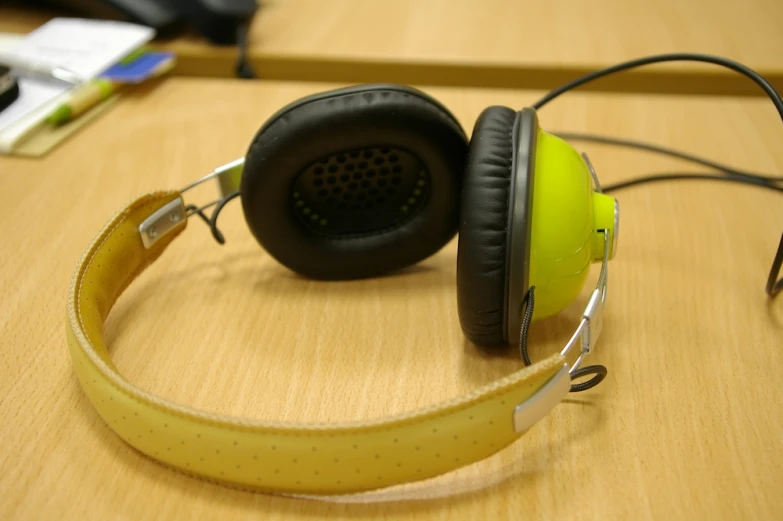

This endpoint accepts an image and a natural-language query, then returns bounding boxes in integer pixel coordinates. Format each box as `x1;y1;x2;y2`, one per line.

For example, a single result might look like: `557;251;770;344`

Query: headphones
66;54;782;496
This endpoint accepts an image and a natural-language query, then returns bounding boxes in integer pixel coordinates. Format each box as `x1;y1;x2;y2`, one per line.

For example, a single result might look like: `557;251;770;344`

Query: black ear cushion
456;106;518;346
241;84;469;280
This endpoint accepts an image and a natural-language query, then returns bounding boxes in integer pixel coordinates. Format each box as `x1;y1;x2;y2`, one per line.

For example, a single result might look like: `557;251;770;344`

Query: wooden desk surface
1;78;782;520
2;1;783;95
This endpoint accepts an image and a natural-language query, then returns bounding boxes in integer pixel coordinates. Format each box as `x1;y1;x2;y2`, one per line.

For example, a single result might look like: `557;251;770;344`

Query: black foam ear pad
456;106;518;346
241;84;469;280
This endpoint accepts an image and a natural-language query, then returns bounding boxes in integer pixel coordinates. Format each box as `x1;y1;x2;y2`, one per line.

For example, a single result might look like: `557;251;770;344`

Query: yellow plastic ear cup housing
527;128;617;319
505;109;617;341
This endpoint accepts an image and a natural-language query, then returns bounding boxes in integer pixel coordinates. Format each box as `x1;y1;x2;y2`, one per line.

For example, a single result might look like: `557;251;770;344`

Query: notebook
0;18;155;154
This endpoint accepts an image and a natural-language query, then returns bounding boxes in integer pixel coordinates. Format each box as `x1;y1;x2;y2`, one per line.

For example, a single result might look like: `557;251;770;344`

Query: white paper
0;18;154;146
0;80;65;132
2;18;154;80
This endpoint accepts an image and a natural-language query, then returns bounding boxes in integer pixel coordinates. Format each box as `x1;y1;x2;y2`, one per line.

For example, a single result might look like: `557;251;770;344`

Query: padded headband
66;191;571;495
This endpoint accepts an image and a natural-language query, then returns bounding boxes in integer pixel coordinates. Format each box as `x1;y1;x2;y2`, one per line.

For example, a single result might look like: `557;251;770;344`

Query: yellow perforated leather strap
66;191;569;495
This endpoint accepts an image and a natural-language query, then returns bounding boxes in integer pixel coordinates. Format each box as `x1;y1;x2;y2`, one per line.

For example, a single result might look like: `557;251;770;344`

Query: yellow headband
66;190;580;494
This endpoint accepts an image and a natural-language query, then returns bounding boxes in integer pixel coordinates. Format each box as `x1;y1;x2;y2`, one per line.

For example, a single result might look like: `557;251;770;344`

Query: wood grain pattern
1;78;782;520
2;1;783;94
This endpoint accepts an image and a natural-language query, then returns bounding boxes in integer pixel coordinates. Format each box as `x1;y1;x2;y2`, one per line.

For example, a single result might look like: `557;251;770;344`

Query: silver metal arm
560;228;609;374
180;158;244;196
512;227;610;431
139;158;245;248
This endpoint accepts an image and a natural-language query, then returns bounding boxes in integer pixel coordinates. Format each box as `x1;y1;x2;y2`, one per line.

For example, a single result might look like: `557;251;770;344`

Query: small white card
3;18;154;80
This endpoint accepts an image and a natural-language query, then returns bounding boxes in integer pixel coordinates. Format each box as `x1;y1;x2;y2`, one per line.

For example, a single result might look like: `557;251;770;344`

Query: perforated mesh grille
292;147;430;236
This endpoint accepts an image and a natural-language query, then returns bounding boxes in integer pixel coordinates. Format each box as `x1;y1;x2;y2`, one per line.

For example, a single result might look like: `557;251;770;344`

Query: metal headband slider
512;363;571;433
138;198;186;248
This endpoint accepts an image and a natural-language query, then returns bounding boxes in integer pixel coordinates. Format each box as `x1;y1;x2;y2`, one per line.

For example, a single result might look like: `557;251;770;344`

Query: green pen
46;78;118;126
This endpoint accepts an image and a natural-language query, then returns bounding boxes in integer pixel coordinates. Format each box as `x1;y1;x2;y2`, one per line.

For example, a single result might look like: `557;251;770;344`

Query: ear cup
241;84;469;280
456;106;518;346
